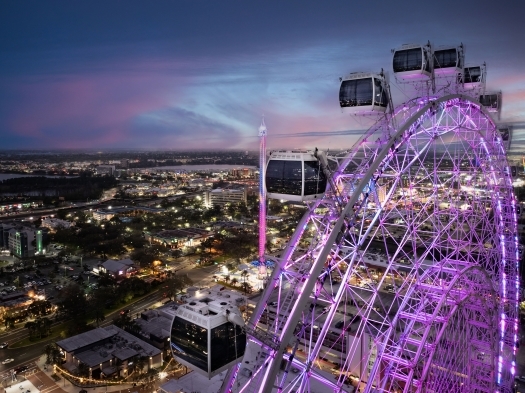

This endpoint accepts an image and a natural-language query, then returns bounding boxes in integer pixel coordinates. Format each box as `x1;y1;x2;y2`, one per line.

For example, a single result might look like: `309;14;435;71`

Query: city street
0;255;224;375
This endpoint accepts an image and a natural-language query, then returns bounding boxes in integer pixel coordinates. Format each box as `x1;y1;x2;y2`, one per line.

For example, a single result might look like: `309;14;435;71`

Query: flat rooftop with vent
56;324;163;379
164;285;248;379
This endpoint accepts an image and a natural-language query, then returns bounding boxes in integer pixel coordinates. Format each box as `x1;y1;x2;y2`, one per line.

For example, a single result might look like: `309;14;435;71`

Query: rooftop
56;327;116;353
58;325;162;368
102;258;134;272
160;370;227;393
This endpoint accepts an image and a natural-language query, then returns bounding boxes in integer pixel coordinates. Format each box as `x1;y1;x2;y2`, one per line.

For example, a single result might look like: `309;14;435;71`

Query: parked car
0;343;8;349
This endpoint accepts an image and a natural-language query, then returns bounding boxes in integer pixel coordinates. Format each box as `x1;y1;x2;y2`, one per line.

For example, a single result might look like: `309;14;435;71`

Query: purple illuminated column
258;118;267;278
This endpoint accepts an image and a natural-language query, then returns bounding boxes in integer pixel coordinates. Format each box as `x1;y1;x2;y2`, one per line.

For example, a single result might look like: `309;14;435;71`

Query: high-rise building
204;188;247;208
7;227;43;258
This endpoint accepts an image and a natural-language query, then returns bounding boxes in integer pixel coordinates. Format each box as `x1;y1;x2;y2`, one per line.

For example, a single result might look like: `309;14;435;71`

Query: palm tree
240;282;252;294
231;278;239;287
128;357;139;380
136;356;148;375
44;343;62;365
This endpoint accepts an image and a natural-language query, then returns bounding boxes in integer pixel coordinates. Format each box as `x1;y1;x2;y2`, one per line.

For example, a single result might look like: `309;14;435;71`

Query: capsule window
303;160;327;196
434;49;457;69
462;67;482;83
339;79;373;107
479;94;499;109
393;48;423;72
266;160;302;196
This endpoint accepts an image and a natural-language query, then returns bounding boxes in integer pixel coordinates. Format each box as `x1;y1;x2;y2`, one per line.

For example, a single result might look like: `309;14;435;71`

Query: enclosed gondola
392;44;432;81
265;151;327;202
339;72;389;114
433;45;464;77
458;64;486;90
498;126;512;151
479;91;501;114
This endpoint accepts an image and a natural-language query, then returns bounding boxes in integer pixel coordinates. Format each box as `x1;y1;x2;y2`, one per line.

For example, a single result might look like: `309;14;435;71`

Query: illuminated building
7;227;43;258
56;325;162;379
204;188;247;208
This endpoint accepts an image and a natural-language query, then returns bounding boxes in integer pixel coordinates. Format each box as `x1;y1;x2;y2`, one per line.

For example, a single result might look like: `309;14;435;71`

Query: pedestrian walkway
1;353;184;393
32;356;136;393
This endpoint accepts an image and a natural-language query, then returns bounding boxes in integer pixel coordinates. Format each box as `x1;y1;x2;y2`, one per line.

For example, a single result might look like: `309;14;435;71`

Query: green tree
164;274;193;300
57;283;89;333
144;368;159;383
201;237;215;253
24;321;36;340
28;300;52;317
44;343;63;365
135;355;148;376
97;272;117;288
40;317;52;338
77;362;89;377
131;249;157;268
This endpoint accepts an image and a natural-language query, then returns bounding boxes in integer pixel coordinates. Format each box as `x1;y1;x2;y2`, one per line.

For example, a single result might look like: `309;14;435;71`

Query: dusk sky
1;0;525;153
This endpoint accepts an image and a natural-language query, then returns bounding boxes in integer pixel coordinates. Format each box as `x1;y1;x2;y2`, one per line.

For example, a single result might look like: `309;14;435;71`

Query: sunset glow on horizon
1;1;524;153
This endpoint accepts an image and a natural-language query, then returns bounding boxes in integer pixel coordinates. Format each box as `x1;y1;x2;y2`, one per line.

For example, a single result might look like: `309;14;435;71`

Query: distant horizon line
0;148;522;156
0;148;353;153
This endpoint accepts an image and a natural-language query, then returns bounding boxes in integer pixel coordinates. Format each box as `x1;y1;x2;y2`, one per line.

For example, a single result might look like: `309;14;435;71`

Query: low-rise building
41;218;75;232
145;228;212;249
56;325;163;379
94;259;136;278
91;206;165;222
130;309;172;354
96;165;116;176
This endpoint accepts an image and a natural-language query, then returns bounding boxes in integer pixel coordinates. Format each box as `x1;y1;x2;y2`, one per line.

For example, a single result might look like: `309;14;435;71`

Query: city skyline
1;0;524;152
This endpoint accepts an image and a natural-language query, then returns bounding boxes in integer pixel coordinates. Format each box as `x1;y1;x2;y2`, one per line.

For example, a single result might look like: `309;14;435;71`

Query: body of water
0;173;76;181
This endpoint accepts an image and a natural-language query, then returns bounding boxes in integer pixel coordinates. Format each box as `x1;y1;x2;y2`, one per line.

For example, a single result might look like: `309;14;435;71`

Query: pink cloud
3;60;196;148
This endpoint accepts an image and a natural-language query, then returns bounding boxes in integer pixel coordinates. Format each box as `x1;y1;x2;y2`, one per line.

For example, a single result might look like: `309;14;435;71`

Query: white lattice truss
223;94;519;393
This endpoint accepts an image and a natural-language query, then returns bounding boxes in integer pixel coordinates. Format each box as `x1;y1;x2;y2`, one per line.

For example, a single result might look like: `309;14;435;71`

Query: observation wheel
224;94;518;393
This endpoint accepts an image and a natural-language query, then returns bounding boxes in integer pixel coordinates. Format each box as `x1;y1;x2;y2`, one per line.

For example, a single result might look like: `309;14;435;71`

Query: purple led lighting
475;133;519;390
227;98;520;393
258;118;267;277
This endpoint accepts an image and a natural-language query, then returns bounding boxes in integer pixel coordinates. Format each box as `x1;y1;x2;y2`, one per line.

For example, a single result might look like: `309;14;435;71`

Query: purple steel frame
222;95;519;393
